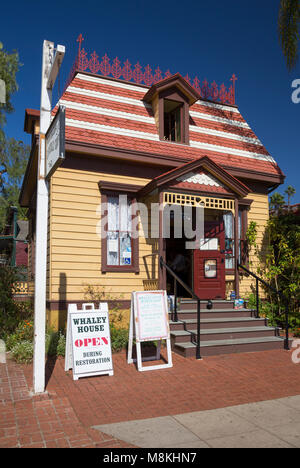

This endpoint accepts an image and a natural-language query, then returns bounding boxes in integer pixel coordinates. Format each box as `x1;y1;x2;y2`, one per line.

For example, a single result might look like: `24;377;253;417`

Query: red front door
193;221;226;300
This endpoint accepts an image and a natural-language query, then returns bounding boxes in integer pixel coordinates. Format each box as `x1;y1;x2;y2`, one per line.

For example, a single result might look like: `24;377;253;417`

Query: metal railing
159;257;202;359
238;262;290;350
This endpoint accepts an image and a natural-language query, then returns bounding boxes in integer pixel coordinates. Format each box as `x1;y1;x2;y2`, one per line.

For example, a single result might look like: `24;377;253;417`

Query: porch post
234;198;240;299
159;191;166;290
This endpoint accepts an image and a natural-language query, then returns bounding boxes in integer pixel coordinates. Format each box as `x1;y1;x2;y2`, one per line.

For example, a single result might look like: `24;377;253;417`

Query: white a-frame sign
128;290;173;372
65;303;113;380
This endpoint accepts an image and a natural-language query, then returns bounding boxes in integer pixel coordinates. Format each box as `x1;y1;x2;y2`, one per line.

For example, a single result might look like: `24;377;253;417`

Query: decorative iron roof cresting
63;34;237;106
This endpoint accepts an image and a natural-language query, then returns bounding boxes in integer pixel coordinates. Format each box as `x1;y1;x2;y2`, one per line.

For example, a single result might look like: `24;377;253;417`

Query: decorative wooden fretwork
143;279;159;291
13;282;29;295
163;192;234;212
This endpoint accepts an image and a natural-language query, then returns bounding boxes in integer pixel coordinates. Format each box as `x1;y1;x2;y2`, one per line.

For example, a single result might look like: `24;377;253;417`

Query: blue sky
1;0;299;201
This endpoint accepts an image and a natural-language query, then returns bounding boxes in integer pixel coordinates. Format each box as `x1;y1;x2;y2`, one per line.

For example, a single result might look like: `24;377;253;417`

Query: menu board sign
135;291;169;342
128;291;172;372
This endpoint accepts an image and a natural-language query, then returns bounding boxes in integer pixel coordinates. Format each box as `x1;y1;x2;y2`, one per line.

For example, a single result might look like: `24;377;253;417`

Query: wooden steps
169;299;286;358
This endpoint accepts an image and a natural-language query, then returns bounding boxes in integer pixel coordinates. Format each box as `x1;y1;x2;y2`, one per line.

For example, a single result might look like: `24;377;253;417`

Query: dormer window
143;73;200;146
163;99;182;142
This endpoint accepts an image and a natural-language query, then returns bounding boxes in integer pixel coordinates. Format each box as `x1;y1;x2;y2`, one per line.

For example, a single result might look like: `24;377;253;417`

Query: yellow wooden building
19;46;286;356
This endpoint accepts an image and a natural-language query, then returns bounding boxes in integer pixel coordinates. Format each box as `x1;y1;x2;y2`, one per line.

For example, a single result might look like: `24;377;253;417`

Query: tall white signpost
33;40;65;394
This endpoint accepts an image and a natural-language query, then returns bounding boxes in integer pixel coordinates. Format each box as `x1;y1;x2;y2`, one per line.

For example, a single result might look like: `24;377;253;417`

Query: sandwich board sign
128;290;173;372
65;303;113;380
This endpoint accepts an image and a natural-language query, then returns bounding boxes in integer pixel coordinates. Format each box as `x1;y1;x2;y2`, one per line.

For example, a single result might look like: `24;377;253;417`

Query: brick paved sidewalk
1;347;300;448
0;357;134;448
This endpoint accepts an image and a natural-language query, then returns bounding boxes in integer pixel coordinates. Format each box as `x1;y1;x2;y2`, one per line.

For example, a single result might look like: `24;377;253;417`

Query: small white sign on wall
65;303;113;380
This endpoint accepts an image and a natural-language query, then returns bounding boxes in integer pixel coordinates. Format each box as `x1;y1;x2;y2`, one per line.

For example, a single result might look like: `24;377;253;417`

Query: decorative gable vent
176;171;222;187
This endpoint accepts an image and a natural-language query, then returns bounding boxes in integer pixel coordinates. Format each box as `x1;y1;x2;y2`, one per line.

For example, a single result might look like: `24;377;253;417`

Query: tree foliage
0;42;30;231
285;185;296;209
246;187;299;330
265;211;300;323
278;0;300;71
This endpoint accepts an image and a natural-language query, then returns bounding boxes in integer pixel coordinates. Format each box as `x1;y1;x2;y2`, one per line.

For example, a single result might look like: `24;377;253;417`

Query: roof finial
76;33;84;56
230;74;238;104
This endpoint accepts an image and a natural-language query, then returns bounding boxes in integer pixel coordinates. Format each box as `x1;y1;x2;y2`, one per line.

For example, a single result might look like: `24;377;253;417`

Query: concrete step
169;317;267;331
170;326;278;344
174;336;286;358
170;308;256;320
179;299;236;311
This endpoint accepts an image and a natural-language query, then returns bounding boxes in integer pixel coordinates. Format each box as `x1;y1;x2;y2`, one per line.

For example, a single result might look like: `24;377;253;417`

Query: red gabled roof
52;71;283;180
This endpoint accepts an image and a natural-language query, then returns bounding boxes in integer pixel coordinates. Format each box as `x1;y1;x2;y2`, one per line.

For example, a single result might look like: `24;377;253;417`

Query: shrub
0;266;20;338
0;264;33;340
56;332;66;357
5;319;34;350
11;340;33;364
6;318;66;363
110;325;128;353
45;329;66;357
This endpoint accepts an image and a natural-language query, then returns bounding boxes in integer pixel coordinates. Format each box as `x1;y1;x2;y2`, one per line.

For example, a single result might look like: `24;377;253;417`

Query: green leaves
278;0;300;71
0;43;29;231
0;44;20;124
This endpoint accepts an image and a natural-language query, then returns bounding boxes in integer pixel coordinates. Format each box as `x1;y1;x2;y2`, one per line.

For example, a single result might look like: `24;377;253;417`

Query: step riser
179;301;235;311
170;311;254;320
170;319;267;331
171;330;276;344
175;340;284;358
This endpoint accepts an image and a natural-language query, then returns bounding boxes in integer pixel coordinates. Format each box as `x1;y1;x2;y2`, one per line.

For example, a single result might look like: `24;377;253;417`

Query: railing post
174;278;178;322
196;299;201;359
256;278;259;318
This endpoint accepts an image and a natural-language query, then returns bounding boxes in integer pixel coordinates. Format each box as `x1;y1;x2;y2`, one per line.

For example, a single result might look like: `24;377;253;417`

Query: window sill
159;138;190;147
101;265;140;274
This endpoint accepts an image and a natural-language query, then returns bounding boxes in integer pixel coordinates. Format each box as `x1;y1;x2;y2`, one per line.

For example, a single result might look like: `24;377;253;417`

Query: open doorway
165;206;228;299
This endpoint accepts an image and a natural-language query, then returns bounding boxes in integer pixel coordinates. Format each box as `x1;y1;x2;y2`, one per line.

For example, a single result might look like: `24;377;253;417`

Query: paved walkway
1;347;300;448
93;396;300;448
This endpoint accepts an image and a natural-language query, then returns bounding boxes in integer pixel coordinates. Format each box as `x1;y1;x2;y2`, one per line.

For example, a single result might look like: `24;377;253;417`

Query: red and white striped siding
55;73;280;176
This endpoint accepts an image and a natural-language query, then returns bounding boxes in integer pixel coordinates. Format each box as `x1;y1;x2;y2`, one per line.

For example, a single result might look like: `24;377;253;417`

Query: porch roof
138;156;251;199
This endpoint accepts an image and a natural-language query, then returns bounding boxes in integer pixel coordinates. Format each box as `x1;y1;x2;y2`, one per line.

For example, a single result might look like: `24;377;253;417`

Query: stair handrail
159;256;202;359
237;262;290;350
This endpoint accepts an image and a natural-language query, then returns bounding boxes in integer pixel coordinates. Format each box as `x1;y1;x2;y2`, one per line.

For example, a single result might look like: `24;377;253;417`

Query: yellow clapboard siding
239;191;269;297
51;200;100;212
51;208;101;219
52;178;98;190
51;277;149;286
52;284;144;293
52;216;100;226
52;192;100;205
51;265;155;275
52;223;100;234
52;246;101;255
51;232;100;240
54;167;150;185
51;239;102;248
51;293;132;301
53;184;100;197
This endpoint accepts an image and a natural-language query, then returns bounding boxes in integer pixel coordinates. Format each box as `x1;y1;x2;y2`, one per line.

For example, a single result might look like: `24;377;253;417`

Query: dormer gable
143;73;200;145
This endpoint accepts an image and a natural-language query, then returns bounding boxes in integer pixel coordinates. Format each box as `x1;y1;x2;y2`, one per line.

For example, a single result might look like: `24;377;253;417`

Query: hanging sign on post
45;105;65;179
128;290;173;372
65;303;113;380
